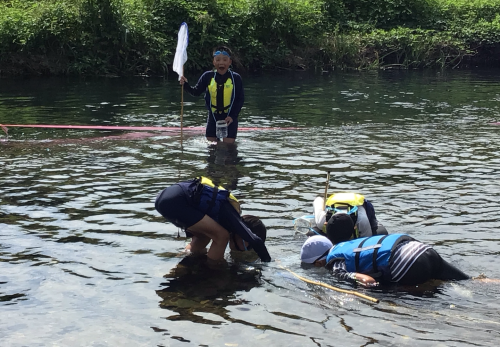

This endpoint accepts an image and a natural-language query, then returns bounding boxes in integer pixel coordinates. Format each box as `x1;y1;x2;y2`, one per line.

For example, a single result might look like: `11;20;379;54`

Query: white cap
300;235;333;264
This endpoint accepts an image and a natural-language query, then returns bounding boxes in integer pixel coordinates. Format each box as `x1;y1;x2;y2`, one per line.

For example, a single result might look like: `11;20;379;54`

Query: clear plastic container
293;215;316;235
216;120;228;139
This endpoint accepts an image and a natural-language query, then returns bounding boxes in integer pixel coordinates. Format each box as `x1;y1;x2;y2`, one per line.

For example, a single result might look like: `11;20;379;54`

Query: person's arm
248;239;271;262
363;200;379;234
355;205;372;238
472;274;500;283
331;260;379;287
313;196;327;230
182;71;211;97
185;234;210;255
218;202;271;262
227;73;244;121
350;273;378;287
235;225;271;262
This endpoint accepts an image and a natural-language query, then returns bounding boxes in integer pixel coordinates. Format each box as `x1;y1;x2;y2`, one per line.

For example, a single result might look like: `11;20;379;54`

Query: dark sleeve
183;71;212;97
228;72;244;121
246;235;271;262
218;202;271;262
329;259;357;284
363;200;379;235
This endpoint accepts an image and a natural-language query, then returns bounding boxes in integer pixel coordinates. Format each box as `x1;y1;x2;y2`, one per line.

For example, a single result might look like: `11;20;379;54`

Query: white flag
172;22;188;81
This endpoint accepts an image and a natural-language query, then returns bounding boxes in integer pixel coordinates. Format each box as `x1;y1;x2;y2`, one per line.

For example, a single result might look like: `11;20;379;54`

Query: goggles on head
326;204;358;215
213;50;231;58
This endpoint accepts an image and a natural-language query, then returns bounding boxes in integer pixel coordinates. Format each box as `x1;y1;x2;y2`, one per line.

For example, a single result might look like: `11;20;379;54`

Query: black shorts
398;248;470;285
154;184;205;229
206;115;238;139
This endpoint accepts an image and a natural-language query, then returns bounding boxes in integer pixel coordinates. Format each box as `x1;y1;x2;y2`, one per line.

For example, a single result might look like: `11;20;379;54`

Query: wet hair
242;215;266;242
212;45;244;70
213;45;233;57
326;213;355;244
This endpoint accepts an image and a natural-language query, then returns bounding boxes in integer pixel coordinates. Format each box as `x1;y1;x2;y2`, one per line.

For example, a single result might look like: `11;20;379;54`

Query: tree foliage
0;0;500;75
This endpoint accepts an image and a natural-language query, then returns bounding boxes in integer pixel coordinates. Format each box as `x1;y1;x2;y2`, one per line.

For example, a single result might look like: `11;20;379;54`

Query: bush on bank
0;0;499;76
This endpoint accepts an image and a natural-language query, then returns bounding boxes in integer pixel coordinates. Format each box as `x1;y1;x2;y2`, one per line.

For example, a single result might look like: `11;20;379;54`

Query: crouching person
155;177;271;263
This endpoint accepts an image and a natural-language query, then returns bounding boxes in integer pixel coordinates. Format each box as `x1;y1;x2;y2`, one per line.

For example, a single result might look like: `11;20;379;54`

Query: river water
1;70;500;346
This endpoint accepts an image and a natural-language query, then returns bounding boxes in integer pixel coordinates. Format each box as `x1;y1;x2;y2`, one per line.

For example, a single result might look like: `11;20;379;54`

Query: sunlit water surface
1;70;500;346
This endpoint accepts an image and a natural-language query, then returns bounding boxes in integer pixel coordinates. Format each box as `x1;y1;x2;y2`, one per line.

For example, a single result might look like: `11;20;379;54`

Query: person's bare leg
206;136;218;142
185;234;210;255
187;215;230;261
222;137;235;144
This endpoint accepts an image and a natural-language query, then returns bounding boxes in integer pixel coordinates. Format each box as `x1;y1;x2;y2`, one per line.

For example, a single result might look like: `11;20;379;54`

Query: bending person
311;192;387;238
155;177;270;262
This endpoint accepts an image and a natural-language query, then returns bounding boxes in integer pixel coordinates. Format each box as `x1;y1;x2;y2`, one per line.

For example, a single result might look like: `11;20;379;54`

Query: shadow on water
204;142;242;190
156;256;262;325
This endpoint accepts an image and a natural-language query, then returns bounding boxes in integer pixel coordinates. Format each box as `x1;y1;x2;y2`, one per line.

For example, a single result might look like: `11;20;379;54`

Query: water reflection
205;142;242;190
156;256;261;325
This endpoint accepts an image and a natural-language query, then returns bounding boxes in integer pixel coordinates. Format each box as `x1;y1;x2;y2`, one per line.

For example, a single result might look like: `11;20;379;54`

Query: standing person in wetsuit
155;177;271;263
179;45;244;143
300;214;472;287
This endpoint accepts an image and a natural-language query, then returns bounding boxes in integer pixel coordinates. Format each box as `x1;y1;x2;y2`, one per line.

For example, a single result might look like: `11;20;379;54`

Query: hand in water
355;276;379;288
358;280;379;288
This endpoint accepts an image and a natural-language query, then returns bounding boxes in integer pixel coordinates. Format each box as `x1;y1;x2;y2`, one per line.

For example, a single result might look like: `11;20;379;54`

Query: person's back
312;193;387;238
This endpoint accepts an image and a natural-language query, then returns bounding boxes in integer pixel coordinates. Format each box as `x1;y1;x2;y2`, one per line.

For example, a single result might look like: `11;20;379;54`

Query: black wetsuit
183;70;244;139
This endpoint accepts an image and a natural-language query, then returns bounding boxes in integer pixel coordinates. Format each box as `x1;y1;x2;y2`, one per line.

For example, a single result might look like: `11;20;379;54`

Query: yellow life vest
199;176;241;214
207;71;234;115
326;192;365;209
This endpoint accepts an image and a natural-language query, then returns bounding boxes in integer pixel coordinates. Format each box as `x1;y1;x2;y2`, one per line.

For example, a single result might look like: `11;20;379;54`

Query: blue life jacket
178;177;239;222
196;185;230;222
326;234;414;280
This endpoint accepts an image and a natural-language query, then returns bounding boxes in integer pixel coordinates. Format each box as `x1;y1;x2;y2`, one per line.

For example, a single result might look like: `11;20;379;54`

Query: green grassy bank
1;0;499;76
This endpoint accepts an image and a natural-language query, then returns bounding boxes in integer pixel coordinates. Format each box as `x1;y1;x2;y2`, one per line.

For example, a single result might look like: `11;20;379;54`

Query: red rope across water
0;124;300;133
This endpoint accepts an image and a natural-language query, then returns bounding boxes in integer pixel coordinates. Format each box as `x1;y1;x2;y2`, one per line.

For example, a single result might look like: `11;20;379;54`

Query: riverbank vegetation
1;0;500;76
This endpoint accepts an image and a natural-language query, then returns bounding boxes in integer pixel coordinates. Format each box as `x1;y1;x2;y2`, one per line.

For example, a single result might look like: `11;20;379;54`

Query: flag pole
323;171;331;210
181;67;184;132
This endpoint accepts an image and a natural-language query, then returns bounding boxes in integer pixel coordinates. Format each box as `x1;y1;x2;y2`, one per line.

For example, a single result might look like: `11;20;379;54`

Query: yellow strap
199;176;240;214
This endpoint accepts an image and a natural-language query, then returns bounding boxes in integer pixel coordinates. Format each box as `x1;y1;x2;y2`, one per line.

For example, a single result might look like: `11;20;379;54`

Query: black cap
326;213;355;244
